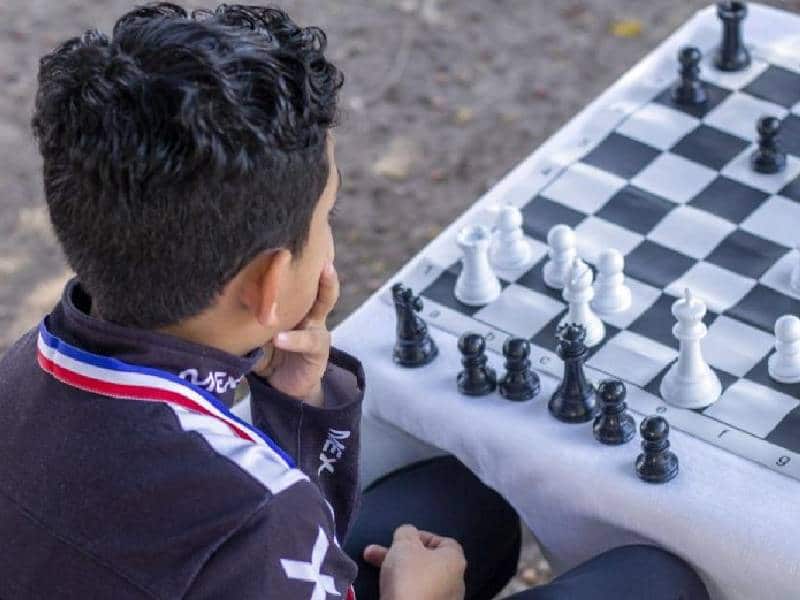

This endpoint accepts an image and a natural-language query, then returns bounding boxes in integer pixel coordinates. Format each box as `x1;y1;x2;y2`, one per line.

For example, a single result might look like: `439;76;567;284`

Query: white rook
455;224;501;306
660;289;721;409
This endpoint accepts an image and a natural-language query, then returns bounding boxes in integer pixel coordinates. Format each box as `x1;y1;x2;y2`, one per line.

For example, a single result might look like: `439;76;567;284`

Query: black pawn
457;332;496;396
392;283;438;367
593;379;636;445
714;1;750;72
671;46;707;106
636;416;679;484
751;116;786;174
548;324;597;423
499;337;540;401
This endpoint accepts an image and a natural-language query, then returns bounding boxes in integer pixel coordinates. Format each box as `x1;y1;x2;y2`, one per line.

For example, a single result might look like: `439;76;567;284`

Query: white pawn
591;248;632;315
790;243;800;295
769;315;800;383
660;289;721;410
543;224;576;289
489;205;533;272
454;224;501;306
560;258;605;347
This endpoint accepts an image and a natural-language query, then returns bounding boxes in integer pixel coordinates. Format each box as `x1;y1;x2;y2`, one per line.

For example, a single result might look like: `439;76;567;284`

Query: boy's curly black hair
31;3;343;329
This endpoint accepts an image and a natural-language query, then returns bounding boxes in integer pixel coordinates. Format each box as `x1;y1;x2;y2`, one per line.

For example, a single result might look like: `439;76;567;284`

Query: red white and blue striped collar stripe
36;317;296;469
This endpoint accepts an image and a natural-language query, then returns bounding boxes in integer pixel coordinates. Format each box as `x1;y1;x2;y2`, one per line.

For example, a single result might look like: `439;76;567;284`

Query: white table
333;5;800;599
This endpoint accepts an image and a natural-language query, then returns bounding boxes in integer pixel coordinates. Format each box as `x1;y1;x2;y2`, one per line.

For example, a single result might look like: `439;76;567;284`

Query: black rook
715;1;750;72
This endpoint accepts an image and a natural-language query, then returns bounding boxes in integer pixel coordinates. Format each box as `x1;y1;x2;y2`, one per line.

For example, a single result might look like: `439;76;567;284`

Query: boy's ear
240;249;293;327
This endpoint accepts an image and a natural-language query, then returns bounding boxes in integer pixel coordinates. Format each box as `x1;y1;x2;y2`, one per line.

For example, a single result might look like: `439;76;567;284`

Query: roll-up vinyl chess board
385;4;800;481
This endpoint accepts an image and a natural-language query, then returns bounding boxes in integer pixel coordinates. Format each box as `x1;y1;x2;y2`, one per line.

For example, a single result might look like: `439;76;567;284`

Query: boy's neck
90;300;260;358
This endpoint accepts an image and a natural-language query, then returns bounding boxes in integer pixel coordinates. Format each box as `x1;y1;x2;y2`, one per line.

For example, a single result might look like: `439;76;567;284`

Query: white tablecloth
333;5;800;599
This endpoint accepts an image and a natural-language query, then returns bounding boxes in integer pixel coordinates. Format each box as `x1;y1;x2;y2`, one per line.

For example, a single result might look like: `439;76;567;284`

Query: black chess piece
592;379;636;445
635;415;679;484
457;332;496;396
498;337;540;401
751;116;786;174
548;324;597;423
671;46;707;106
392;283;438;367
714;1;750;72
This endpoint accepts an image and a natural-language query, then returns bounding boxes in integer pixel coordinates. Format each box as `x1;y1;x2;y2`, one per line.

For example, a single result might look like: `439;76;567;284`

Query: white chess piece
455;224;501;306
591;248;632;315
543;224;576;289
790;244;800;295
768;315;800;383
560;258;605;347
660;289;721;410
489;205;533;272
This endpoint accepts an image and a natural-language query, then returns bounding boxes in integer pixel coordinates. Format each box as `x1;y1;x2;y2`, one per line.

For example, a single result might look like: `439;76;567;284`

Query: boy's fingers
393;524;420;543
417;529;445;548
363;544;389;567
273;329;331;355
306;262;340;324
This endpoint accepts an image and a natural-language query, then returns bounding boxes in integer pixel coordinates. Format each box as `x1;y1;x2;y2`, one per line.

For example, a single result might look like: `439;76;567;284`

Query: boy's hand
253;262;339;407
364;524;466;600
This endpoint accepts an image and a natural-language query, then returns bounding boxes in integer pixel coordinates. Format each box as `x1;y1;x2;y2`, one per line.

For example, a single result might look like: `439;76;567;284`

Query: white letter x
281;527;341;600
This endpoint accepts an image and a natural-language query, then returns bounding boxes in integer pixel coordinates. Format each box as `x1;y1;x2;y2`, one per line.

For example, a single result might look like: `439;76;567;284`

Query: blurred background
2;0;798;594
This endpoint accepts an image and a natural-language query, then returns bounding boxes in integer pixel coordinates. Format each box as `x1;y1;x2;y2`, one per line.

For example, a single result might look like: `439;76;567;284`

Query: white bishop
560;258;605;347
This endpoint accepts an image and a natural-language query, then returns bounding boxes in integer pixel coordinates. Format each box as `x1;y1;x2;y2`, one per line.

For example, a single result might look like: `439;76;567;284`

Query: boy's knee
593;544;709;598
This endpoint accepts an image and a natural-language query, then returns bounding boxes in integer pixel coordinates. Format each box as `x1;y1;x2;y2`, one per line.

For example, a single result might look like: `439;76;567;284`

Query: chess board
387;13;800;482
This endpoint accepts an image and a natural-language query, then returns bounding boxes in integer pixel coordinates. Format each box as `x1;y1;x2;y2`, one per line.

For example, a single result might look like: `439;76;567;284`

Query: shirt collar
52;278;263;408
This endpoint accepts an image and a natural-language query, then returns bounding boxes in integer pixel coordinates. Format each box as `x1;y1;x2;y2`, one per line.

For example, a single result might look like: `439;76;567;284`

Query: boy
1;3;711;599
0;4;466;599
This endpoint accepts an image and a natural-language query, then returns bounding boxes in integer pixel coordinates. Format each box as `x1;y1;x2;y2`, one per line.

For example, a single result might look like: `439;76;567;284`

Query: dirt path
2;0;797;592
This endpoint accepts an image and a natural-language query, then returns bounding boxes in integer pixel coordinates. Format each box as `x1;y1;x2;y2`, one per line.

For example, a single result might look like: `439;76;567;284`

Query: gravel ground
2;0;799;595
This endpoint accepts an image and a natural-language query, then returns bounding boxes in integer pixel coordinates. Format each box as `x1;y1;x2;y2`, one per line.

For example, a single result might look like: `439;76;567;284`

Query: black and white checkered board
390;42;800;481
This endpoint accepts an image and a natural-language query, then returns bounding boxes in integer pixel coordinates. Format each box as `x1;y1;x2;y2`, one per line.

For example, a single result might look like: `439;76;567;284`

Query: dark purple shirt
0;280;364;599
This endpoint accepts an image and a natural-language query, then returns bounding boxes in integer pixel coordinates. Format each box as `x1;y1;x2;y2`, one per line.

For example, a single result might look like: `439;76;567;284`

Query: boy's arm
247;346;364;541
247;262;366;539
184;481;357;599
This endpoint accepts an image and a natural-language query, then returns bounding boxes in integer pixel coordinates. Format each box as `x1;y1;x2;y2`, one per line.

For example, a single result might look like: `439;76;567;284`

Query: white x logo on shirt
281;527;341;600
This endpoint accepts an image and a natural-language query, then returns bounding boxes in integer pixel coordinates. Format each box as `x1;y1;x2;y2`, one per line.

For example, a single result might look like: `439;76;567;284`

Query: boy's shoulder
0;327;327;598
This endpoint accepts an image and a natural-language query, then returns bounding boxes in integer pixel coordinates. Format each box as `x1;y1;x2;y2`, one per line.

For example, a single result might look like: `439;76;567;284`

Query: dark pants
344;455;709;600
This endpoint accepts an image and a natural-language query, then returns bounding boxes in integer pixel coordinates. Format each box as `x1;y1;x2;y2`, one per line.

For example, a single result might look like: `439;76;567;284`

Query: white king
660;288;721;409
